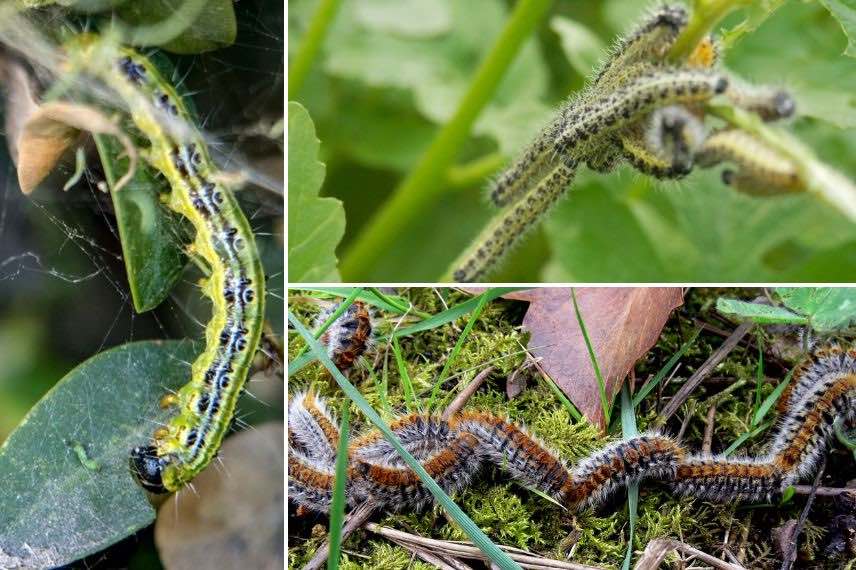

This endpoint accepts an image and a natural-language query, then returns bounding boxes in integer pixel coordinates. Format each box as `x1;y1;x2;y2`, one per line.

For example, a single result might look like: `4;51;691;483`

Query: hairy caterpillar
288;346;854;514
696;128;802;195
452;4;800;282
316;301;373;372
59;35;265;493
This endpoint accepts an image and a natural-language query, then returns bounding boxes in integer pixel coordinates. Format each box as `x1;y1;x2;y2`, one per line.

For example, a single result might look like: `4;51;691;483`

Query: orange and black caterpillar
288;346;855;513
316;301;373;372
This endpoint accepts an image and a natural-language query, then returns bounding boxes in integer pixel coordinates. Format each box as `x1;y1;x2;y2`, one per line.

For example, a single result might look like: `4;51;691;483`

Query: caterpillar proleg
289;345;855;514
61;35;265;493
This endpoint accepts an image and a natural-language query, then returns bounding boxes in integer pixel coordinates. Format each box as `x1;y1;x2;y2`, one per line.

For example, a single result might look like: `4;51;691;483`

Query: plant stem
340;0;553;280
446;152;508;189
288;0;342;100
667;0;751;61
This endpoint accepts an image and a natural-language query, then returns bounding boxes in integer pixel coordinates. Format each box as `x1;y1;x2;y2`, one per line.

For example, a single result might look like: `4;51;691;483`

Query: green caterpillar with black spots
62;34;265;493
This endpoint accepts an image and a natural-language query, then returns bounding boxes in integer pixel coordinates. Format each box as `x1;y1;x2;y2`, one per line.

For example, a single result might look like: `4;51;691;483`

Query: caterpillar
316;301;373;372
58;35;265;494
288;345;855;514
453;4;800;283
695;128;802;196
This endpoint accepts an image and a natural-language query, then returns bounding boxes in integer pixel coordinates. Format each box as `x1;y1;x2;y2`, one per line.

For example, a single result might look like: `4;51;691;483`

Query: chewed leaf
775;287;856;331
820;0;856;58
715;298;808;326
0;340;197;569
117;0;237;54
288;102;345;282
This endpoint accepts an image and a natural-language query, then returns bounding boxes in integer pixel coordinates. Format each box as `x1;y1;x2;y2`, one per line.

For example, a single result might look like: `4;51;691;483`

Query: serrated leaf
775;287;856;331
0;340;197;569
715;298;807;325
288;102;344;282
94;134;186;313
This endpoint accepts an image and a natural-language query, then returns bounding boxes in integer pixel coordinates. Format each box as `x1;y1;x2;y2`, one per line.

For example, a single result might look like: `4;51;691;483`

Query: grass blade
753;334;765;415
571;288;610;425
288;311;522;570
392;336;418;413
427;290;491;410
391;287;526;338
620;381;638;570
295;286;412;314
632;327;701;408
723;420;774;456
752;368;794;427
327;401;350;570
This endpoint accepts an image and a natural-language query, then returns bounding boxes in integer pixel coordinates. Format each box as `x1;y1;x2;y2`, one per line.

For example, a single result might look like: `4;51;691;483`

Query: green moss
340;541;434;570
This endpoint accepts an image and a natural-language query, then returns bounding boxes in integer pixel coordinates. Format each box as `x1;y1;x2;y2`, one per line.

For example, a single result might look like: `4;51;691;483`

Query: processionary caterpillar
60;35;265;493
288;346;855;513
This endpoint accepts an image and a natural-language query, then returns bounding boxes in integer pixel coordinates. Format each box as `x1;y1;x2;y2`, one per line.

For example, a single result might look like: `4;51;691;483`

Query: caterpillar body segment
63;35;265;493
695;128;803;196
289;345;855;515
452;158;577;283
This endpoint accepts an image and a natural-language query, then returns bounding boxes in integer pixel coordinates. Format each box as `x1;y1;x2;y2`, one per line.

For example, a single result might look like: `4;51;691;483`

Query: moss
288;287;849;569
340;541;434;570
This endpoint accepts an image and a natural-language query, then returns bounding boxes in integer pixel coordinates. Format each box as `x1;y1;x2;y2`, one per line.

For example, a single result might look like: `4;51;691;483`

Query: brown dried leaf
504;288;683;429
155;422;284;570
16;102;137;194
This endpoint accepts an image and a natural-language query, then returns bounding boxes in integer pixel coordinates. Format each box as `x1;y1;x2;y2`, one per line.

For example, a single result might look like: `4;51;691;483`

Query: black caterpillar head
130;445;169;494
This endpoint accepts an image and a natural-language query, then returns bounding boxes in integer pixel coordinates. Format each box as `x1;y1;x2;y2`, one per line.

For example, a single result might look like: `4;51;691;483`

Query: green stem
288;0;342;100
667;0;751;61
340;0;553;279
446;152;508;189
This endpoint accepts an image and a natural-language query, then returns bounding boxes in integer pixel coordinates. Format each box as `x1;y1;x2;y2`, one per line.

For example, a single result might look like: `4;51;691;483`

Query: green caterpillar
63;34;265;493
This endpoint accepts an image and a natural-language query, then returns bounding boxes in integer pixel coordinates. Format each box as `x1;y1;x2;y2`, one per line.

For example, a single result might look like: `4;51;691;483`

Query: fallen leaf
155;422;284;570
503;288;683;429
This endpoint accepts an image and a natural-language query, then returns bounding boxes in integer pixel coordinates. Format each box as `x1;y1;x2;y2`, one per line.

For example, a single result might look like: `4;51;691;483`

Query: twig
702;404;717;454
442;366;496;420
634;538;746;570
780;457;826;570
791;485;851;497
366;523;604;570
675;400;697;443
657;323;753;424
303;501;377;570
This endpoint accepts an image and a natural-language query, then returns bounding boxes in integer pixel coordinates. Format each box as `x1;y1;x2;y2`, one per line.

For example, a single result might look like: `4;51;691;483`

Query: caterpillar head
646;105;706;175
130;445;169;494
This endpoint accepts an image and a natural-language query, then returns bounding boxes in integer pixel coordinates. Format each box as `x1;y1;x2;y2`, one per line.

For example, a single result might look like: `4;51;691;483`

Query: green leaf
715;299;808;326
550;16;606;79
321;0;549;152
93;134;186;313
544;172;856;281
775;287;856;331
288;102;345;282
354;0;452;37
0;340;197;569
118;0;237;54
820;0;856;58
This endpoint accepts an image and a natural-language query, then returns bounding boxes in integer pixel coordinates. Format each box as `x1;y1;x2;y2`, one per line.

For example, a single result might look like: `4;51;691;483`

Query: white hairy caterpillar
60;35;266;493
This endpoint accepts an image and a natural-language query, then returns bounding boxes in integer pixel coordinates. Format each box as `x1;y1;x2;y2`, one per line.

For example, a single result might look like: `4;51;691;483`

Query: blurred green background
289;0;856;282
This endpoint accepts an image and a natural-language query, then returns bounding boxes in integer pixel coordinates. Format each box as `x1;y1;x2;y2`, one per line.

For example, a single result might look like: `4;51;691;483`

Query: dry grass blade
302;501;377;570
441;366;495;420
634;538;746;570
365;524;605;570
